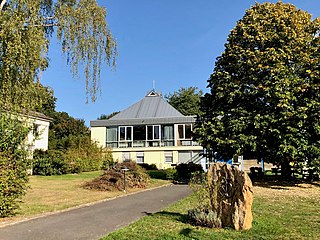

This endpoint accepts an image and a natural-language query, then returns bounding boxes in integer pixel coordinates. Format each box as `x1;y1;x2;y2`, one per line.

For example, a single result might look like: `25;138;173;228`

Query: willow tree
195;2;320;177
0;0;116;216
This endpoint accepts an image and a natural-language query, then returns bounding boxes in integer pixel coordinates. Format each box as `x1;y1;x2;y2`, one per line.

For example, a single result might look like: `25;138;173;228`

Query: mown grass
0;171;170;226
103;181;320;240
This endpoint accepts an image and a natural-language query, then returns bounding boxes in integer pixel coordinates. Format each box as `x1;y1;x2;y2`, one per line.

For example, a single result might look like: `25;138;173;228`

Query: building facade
90;90;203;169
26;112;51;152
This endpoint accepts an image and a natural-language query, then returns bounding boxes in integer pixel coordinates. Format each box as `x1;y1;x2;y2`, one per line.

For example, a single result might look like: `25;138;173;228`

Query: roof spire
152;80;156;91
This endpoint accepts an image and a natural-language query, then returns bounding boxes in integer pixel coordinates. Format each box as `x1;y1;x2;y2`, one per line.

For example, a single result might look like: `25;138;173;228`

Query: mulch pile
83;161;150;191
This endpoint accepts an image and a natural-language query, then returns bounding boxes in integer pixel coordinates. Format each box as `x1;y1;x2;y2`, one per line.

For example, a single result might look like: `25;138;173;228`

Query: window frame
119;126;133;142
164;152;173;164
146;125;161;141
177;124;193;140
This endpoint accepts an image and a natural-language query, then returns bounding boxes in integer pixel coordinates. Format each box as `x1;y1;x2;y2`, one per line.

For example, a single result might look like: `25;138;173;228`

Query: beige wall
26;118;50;151
91;127;106;148
112;145;203;169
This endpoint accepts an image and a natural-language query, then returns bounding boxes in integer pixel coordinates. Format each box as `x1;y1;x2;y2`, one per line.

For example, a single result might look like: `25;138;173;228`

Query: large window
106;127;118;148
147;125;160;140
178;124;192;139
162;125;174;146
119;126;132;141
133;126;146;140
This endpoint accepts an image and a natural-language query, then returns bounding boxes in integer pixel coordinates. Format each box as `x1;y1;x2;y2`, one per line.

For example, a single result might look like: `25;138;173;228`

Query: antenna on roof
152;80;156;90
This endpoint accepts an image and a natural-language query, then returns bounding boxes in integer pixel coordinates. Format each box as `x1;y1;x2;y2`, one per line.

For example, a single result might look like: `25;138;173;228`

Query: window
33;123;40;137
119;126;132;141
136;152;144;163
133;126;146;141
122;152;130;162
147;125;160;140
107;127;117;141
162;125;173;140
165;152;173;164
106;127;118;147
162;125;174;146
177;124;192;139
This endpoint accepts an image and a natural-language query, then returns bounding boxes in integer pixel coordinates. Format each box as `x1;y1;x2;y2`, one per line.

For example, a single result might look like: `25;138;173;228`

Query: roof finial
152;80;156;91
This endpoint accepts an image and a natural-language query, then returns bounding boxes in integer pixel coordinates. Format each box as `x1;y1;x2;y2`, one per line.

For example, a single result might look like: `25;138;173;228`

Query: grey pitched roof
110;90;184;119
90;90;196;127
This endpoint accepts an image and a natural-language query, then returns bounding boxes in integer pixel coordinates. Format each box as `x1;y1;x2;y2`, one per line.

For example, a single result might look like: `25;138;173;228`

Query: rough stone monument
207;162;253;230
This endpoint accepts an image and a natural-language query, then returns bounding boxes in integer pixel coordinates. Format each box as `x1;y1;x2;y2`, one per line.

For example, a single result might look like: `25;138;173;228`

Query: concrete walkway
0;184;191;240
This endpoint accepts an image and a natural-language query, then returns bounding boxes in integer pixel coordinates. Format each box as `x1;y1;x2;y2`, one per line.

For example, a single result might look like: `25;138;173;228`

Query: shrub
62;136;114;174
0;114;30;217
33;150;67;176
175;163;203;182
147;170;167;180
83;160;150;191
147;168;177;180
138;163;158;170
187;207;222;228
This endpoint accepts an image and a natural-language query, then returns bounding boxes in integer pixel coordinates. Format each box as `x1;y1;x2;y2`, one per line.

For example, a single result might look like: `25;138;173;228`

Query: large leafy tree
195;2;320;177
165;87;203;116
0;0;117;108
0;0;116;216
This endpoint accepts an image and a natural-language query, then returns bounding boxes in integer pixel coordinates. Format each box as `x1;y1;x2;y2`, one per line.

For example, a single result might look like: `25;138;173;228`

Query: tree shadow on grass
142;211;206;240
142;210;189;223
252;175;320;190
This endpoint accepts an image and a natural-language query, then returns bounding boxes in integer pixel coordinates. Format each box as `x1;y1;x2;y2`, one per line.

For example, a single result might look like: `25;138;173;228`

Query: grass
103;180;320;240
0;171;170;226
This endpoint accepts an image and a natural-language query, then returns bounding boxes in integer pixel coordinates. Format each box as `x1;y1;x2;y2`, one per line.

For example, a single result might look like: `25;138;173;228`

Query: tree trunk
281;161;292;180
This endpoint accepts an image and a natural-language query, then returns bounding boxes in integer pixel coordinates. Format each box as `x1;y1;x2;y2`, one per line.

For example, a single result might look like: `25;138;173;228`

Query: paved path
0;184;191;240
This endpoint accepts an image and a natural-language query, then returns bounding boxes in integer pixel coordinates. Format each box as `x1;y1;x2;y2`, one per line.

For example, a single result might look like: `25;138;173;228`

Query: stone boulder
207;162;253;230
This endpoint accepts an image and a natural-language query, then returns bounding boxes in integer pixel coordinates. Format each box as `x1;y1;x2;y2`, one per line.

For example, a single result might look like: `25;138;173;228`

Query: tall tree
165;87;203;116
97;111;120;120
0;0;116;216
0;0;117;109
195;2;320;177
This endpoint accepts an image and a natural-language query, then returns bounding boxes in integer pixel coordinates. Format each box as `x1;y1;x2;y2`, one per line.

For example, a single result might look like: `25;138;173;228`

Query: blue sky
41;0;320;125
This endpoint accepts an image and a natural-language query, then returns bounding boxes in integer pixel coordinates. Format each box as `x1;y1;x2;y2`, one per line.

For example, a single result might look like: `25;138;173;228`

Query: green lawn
0;171;170;226
103;181;320;240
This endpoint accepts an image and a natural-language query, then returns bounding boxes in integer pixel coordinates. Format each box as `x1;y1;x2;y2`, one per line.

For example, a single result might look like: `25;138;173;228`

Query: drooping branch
0;0;6;12
56;0;117;103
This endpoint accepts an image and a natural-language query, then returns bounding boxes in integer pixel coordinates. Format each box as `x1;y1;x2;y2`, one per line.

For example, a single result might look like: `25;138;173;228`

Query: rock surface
207;162;253;230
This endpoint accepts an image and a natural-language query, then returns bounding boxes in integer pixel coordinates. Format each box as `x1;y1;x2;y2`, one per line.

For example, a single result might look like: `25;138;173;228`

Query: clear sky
41;0;320;125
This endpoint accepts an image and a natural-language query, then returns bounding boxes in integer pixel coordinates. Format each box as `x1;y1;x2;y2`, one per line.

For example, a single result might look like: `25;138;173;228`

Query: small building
26;112;52;152
90;90;203;169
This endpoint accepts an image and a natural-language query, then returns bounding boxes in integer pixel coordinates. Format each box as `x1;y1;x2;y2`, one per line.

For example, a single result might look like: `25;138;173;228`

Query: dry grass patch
0;171;170;227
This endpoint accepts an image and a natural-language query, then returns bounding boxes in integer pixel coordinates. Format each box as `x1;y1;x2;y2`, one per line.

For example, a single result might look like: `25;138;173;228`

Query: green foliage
33;150;67;176
175;163;204;182
165;87;203;116
187;208;222;228
0;113;30;217
0;0;117;105
195;2;320;173
138;163;158;170
33;136;113;175
64;136;107;173
147;168;177;180
48;111;89;150
97;111;120;120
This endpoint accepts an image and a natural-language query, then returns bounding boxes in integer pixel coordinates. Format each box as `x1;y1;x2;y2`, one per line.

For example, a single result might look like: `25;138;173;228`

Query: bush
175;163;203;182
138;163;158;170
0;114;30;217
147;170;167;180
83;160;150;191
187;208;222;228
33;150;67;175
147;168;177;180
